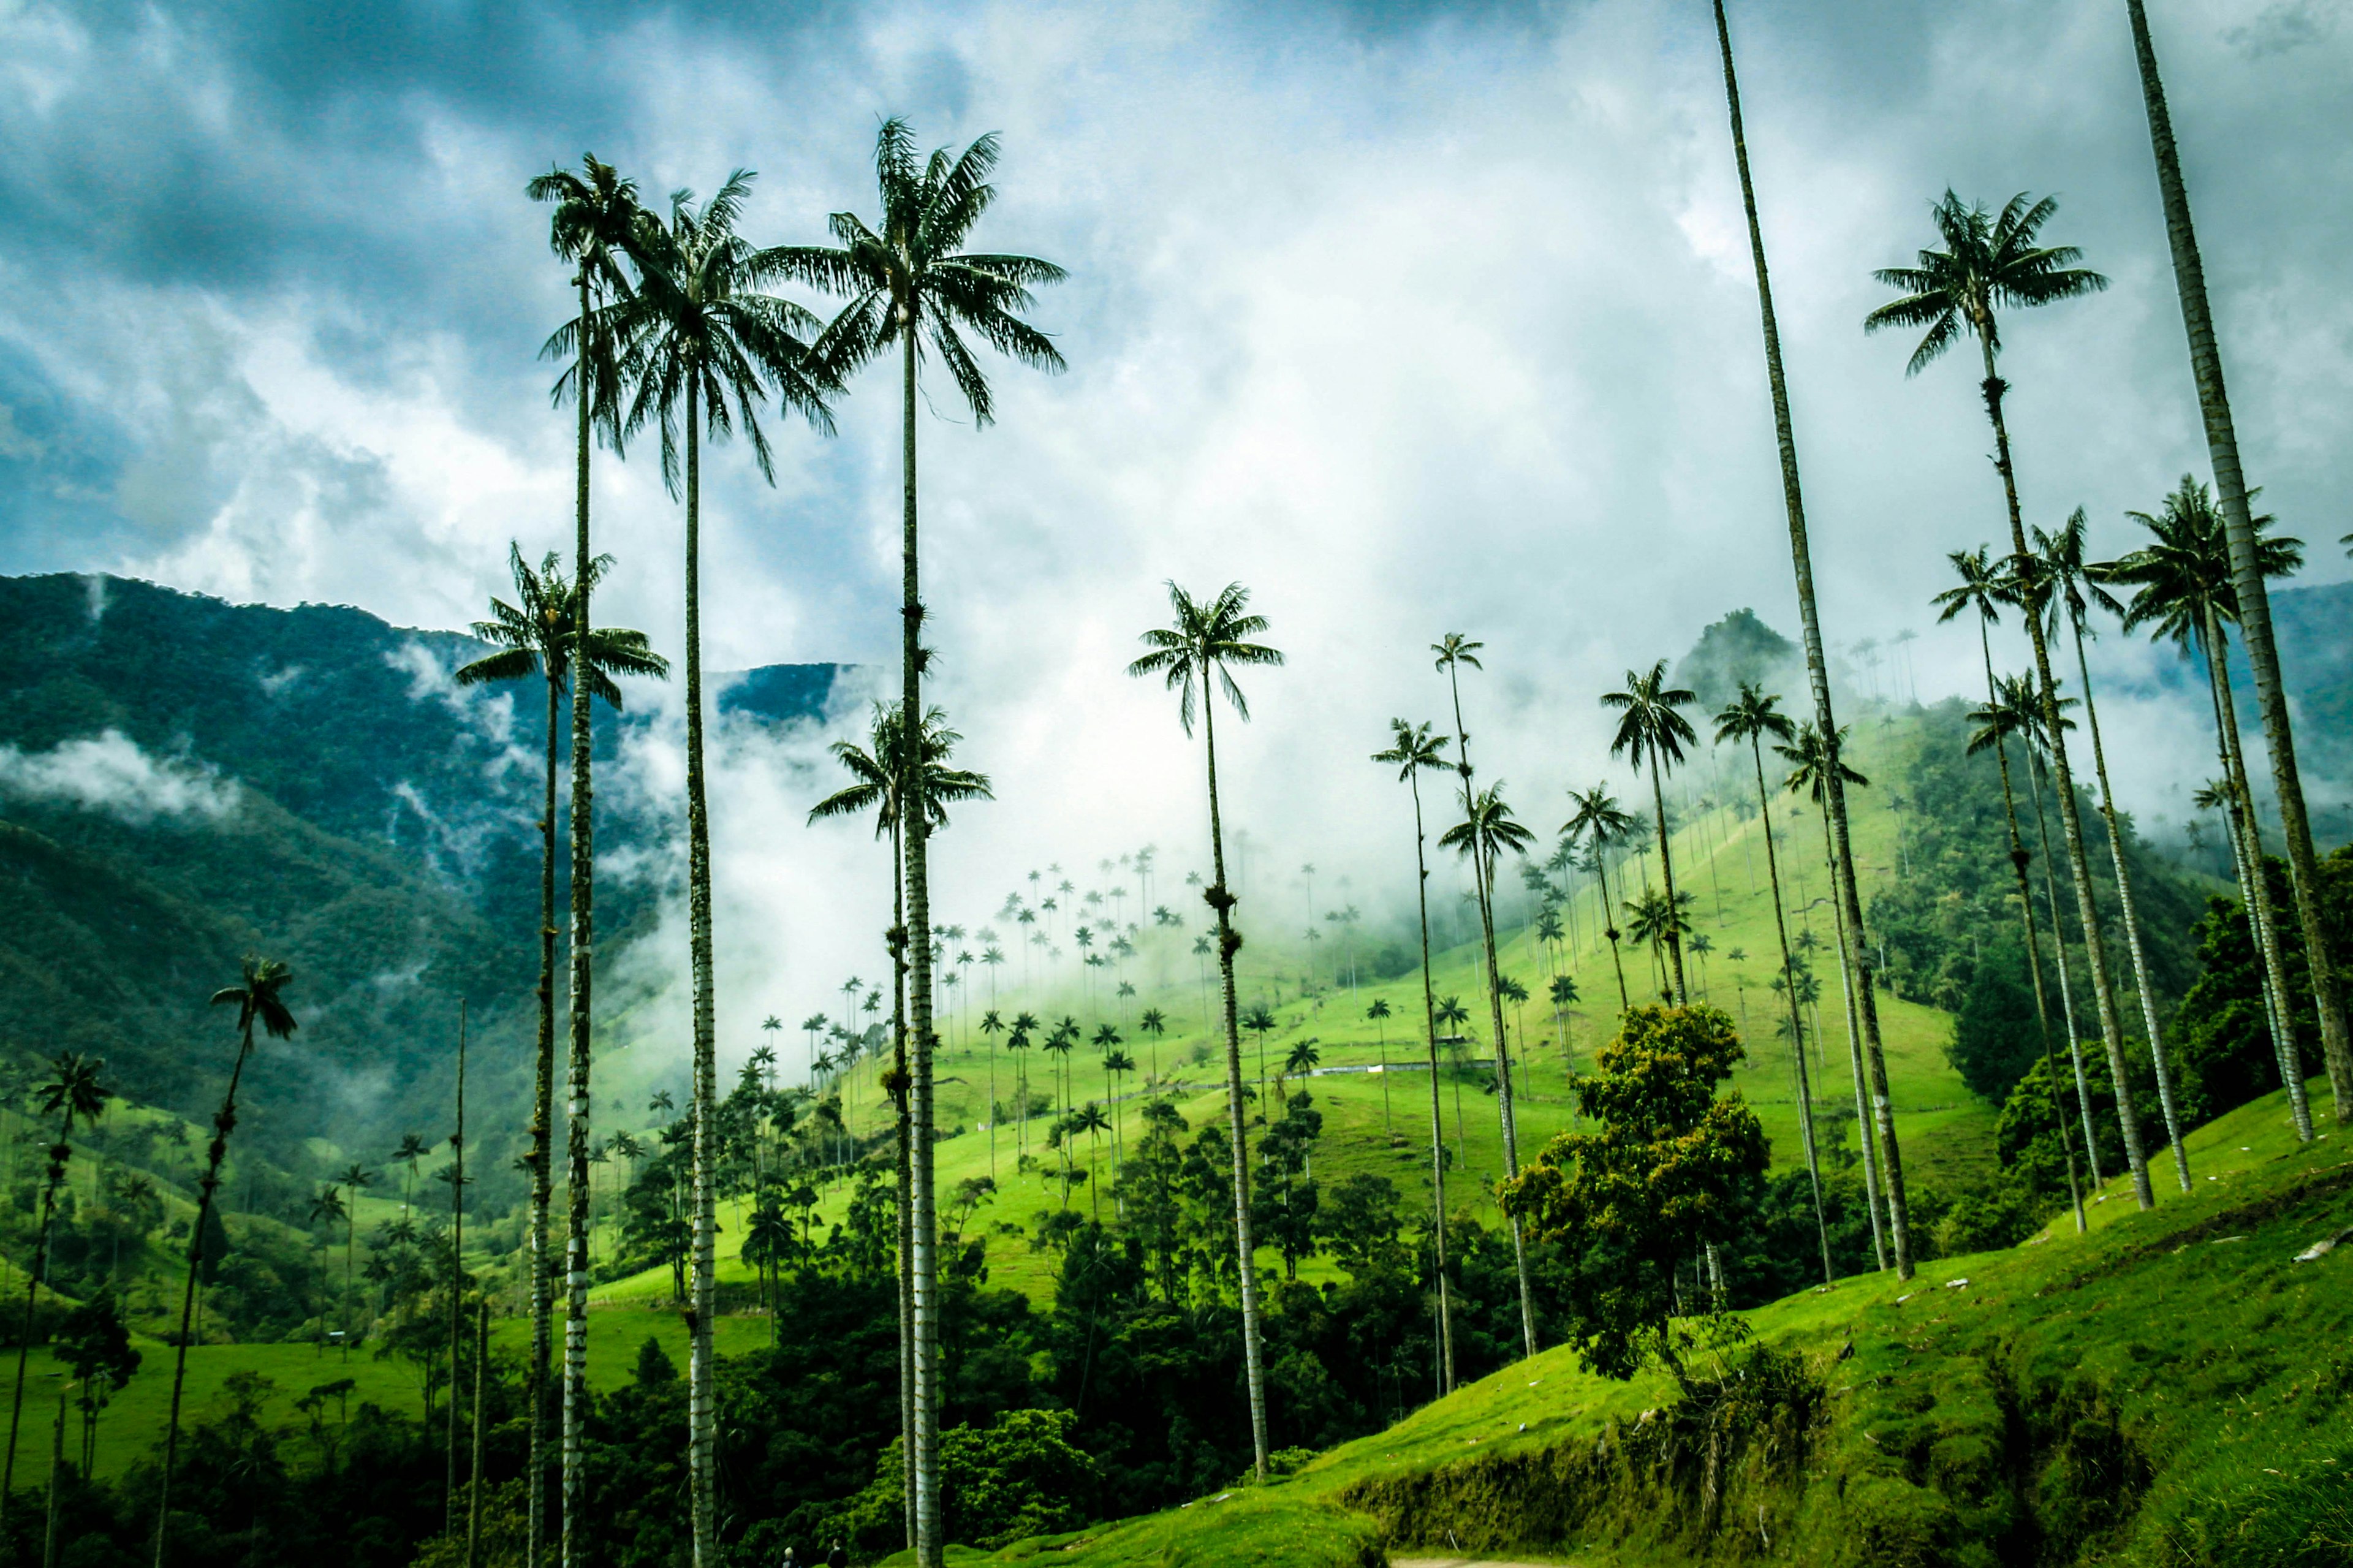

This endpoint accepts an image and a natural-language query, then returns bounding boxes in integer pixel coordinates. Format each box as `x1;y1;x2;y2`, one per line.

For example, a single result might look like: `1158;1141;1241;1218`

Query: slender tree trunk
890;826;915;1552
1596;854;1629;1010
2024;740;2104;1184
41;1385;63;1568
2206;612;2313;1137
1751;738;1832;1284
561;271;599;1568
898;331;947;1564
1713;0;1914;1276
1978;348;2153;1209
1200;697;1270;1477
2124;0;2351;1117
447;1003;468;1538
529;658;560;1568
1812;797;1888;1268
681;393;722;1568
2069;617;2190;1187
1444;670;1537;1359
1646;757;1689;1004
153;1023;259;1568
1977;621;2088;1228
3;1121;72;1522
467;1300;487;1568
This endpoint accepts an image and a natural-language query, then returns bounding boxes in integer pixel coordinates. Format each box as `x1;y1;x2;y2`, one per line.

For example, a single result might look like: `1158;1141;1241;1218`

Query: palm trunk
1445;671;1537;1359
1751;738;1832;1284
890;824;915;1552
447;1003;468;1539
1200;697;1270;1477
1646;758;1689;1004
2124;0;2351;1118
682;395;722;1568
528;657;560;1566
1812;800;1888;1269
2205;610;2312;1137
2023;740;2104;1184
561;270;600;1568
3;1117;75;1522
897;331;947;1564
1977;621;2088;1229
467;1300;487;1568
1713;0;1912;1276
2069;616;2190;1188
1595;854;1629;1010
1978;346;2153;1209
152;1018;260;1568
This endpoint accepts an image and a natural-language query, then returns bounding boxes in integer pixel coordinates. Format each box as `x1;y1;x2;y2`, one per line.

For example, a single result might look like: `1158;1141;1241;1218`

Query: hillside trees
2;1053;108;1523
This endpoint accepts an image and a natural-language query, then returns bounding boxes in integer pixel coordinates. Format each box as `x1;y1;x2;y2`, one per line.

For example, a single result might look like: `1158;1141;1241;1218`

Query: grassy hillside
913;1082;2346;1567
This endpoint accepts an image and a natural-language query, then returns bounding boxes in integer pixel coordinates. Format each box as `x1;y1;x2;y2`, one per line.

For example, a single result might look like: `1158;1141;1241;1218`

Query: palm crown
1128;582;1283;735
1931;545;2012;632
1712;681;1794;752
37;1053;110;1131
2098;475;2302;653
1863;191;2109;373
1439;784;1536;886
1371;718;1449;781
807;702;993;836
787;118;1067;424
1969;675;2075;760
212;957;298;1041
1560;783;1634;852
1776;722;1869;803
2029;507;2126;640
530;154;644;434
455;545;670;703
609;172;838;493
1602;661;1697;774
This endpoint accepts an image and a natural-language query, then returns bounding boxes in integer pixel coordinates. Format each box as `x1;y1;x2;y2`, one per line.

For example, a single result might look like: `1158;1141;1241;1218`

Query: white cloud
0;730;240;824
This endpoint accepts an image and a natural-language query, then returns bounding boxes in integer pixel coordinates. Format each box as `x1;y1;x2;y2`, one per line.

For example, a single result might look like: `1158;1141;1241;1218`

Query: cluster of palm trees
519;115;1063;1568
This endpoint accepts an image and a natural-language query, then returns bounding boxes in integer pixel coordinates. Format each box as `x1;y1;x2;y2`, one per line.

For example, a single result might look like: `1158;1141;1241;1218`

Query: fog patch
0;729;239;824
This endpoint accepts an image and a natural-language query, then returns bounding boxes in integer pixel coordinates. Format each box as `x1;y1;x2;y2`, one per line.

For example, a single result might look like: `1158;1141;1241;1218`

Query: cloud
0;730;241;824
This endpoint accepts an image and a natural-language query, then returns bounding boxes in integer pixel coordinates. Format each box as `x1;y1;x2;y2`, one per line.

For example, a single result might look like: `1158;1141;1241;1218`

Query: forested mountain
0;572;843;1177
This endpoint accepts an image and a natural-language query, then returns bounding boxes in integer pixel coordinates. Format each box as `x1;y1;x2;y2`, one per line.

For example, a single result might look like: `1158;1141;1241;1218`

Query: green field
900;1081;2344;1565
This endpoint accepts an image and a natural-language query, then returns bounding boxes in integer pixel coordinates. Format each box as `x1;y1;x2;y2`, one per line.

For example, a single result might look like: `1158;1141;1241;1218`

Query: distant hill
0;572;845;1176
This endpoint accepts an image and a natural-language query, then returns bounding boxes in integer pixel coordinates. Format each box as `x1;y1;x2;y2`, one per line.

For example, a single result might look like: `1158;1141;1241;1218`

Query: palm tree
609;173;838;1555
393;1134;428;1224
1371;717;1457;1392
1710;0;1914;1279
1602;661;1699;1003
306;1185;347;1349
1866;191;2155;1211
2103;478;2312;1136
1128;580;1280;1476
453;542;667;1504
2121;1;2351;1119
1931;547;2081;1190
1974;676;2106;1183
1562;784;1635;1011
2029;510;2191;1187
1778;721;1909;1264
787;124;1064;1563
3;1054;108;1524
1365;998;1394;1127
528;154;643;1568
1438;784;1539;1360
332;1163;377;1358
153;958;297;1567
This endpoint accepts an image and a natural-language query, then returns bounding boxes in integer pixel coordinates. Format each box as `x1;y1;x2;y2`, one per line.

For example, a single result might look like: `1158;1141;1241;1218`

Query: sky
2;0;2348;1062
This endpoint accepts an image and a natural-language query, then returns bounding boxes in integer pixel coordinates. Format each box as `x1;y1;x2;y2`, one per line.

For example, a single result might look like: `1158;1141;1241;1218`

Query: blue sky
2;0;2349;1028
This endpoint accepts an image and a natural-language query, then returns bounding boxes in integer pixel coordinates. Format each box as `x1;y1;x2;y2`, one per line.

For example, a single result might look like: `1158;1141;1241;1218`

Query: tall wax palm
1438;784;1540;1360
1865;191;2154;1211
1778;722;1905;1263
610;172;838;1561
1713;686;1831;1282
2121;2;2350;1119
1974;676;2105;1183
1561;784;1635;1012
153;960;296;1568
2102;479;2312;1135
1930;547;2080;1181
1365;998;1394;1126
788;124;1064;1563
1711;0;1914;1277
3;1054;108;1521
808;700;989;1541
1602;661;1698;1004
2029;511;2190;1187
1129;580;1281;1477
453;541;667;1492
528;154;642;1568
332;1162;377;1359
1371;718;1458;1392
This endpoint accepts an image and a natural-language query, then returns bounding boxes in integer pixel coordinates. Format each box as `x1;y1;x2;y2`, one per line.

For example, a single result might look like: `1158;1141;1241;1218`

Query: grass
950;1081;2349;1565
